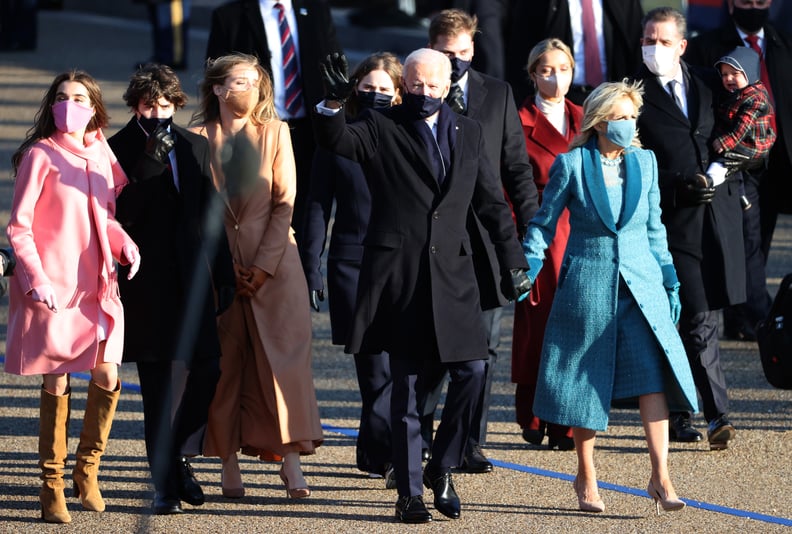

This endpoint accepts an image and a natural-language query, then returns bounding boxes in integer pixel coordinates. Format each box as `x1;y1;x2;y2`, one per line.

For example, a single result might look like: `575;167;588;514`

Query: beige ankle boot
72;380;120;512
39;387;72;523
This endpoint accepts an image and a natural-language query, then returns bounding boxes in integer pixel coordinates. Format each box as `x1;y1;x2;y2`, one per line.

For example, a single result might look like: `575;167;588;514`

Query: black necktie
446;83;465;114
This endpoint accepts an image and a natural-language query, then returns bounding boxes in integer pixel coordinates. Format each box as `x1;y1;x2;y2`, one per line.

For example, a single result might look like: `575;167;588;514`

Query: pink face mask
52;100;94;133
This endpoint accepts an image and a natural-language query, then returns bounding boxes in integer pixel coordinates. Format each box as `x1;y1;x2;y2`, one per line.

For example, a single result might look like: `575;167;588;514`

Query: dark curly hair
123;63;188;110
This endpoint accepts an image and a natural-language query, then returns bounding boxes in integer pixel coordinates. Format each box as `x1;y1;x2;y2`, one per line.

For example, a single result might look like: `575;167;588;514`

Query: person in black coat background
313;49;530;523
685;0;792;341
205;0;342;246
108;64;235;515
634;7;745;451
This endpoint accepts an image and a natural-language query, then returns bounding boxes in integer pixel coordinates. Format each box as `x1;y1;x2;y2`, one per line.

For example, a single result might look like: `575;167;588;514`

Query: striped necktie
274;3;303;117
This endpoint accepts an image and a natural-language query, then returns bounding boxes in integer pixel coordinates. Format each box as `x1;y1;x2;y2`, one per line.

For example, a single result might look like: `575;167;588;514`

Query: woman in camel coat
191;53;322;499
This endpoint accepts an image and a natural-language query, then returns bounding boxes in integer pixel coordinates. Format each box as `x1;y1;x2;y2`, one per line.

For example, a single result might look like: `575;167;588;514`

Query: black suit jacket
686;22;792;213
635;63;745;313
463;68;538;309
110;120;235;363
206;0;341;111
505;0;644;105
313;104;528;362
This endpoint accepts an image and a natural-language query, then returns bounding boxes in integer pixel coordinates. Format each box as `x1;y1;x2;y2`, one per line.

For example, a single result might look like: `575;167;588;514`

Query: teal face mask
605;119;636;148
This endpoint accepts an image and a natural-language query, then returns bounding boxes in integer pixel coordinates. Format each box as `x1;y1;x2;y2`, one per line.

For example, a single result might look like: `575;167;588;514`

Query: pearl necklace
600;154;624;167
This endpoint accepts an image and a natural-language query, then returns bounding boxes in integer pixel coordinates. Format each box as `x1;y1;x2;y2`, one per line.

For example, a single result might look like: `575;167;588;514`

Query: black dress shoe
177;456;205;506
669;414;703;442
521;428;545;445
395;495;432;523
547;436;575;451
723;322;757;341
384;465;397;490
421;448;431;462
152;493;183;515
423;468;461;519
707;415;736;451
459;445;493;473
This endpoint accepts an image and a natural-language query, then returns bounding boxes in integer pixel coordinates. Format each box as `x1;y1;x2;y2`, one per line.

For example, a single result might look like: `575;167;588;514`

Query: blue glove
667;285;681;325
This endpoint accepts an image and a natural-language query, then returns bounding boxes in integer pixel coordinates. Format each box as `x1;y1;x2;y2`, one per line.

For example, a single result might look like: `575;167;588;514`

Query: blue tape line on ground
3;356;790;526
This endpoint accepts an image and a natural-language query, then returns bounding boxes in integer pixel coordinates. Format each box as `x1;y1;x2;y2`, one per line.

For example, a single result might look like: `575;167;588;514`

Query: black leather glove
310;289;325;312
145;123;175;165
721;150;751;172
517;224;529;243
216;285;236;316
678;174;716;205
319;53;355;103
510;268;532;302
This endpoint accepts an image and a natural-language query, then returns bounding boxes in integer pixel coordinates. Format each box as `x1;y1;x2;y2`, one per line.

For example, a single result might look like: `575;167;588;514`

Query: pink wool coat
5;129;137;376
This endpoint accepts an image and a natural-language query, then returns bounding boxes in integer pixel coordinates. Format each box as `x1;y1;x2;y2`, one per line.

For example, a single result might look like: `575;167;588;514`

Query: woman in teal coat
522;81;698;515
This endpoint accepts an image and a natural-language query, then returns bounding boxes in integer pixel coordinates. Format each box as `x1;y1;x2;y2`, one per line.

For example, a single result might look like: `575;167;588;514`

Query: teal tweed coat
522;139;698;431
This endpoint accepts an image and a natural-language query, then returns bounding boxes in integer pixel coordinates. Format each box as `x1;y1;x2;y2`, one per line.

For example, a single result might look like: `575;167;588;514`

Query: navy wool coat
522;141;698;431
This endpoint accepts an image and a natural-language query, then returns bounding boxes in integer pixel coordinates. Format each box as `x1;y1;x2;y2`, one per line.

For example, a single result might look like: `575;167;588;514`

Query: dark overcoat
109;120;235;363
635;62;746;314
312;104;528;362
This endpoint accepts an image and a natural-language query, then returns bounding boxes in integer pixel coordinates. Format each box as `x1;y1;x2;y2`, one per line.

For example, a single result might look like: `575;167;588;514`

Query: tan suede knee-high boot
72;380;120;512
39;387;72;523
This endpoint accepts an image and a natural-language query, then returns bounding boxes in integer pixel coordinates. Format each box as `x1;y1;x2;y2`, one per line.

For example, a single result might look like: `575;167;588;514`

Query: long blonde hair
570;79;644;149
191;53;277;126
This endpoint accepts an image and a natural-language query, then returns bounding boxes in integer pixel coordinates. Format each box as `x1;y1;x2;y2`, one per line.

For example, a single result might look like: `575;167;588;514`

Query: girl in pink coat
6;70;141;524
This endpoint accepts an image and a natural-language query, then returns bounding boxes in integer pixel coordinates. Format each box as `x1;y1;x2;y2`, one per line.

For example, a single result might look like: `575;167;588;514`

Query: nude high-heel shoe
279;466;311;499
573;477;605;513
647;480;685;515
221;453;245;499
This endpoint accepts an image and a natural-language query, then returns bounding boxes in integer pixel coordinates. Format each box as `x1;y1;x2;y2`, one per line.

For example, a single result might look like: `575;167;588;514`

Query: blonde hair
570;79;644;149
191;53;277;126
526;38;575;78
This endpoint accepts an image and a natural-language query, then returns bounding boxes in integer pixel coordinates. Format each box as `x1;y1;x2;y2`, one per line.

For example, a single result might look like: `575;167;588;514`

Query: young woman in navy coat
522;81;698;515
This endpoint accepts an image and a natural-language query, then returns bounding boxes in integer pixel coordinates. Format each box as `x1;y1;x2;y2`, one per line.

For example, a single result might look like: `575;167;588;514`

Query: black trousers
391;352;485;497
353;352;392;475
287;117;316;247
419;306;501;453
676;309;729;422
137;358;220;496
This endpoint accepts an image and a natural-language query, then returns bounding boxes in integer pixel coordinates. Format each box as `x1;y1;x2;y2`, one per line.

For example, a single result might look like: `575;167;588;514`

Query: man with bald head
313;48;530;523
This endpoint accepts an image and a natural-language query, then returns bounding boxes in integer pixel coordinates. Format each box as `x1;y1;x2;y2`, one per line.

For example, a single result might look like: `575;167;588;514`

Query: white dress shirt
260;0;304;119
568;0;607;86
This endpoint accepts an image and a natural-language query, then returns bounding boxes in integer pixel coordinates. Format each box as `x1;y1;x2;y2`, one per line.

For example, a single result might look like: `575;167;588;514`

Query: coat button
234;224;239;230
430;245;437;254
432;211;439;220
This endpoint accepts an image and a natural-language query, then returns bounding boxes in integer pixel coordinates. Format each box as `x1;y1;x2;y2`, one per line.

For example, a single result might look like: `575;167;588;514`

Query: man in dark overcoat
634;7;746;451
109;64;235;515
313;49;530;523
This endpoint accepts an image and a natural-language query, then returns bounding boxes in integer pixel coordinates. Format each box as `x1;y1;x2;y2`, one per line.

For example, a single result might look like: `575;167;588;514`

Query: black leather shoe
707;415;736;451
547;436;575;451
177;456;205;506
423;468;461;519
421;448;431;462
384;465;397;490
395;495;432;523
723;323;757;341
459;445;493;473
669;414;703;442
152;493;183;515
521;428;544;445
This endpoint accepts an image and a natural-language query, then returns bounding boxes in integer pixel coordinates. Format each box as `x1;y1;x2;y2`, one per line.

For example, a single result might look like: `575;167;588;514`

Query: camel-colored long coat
194;120;322;457
6;129;136;375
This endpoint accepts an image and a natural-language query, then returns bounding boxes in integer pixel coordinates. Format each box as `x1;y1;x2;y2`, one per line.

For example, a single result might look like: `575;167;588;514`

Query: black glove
678;174;716;205
0;248;15;277
310;289;325;312
145;123;175;165
721;150;751;172
517;224;529;243
319;53;355;103
216;285;236;316
510;268;532;302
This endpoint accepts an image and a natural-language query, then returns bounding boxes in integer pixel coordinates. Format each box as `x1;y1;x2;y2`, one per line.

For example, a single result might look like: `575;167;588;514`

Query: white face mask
534;71;573;100
642;44;679;77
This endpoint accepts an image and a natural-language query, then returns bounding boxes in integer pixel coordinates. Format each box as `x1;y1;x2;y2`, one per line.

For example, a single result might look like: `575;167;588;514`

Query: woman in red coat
512;38;583;450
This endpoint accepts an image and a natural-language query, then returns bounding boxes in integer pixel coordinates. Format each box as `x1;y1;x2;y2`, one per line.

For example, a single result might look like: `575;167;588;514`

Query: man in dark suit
420;8;539;475
685;0;792;341
205;0;342;245
505;0;644;105
635;7;745;451
314;49;530;523
108;64;235;515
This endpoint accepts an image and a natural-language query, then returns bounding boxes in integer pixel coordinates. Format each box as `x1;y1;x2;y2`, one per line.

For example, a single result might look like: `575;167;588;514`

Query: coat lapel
465;70;486;119
522;103;572;159
581;140;617;233
617;148;641;229
640;65;689;127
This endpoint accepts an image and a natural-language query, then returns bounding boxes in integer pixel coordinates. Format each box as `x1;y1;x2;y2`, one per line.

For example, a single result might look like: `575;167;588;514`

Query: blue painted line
3;356;791;526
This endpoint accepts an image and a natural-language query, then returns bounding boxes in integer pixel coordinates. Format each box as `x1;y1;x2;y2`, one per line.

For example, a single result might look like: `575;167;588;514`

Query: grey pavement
0;7;791;534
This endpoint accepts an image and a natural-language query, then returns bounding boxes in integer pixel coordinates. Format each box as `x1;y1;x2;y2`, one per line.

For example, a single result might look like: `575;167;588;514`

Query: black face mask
402;92;444;119
137;116;172;135
449;56;472;83
356;91;393;110
732;6;769;33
